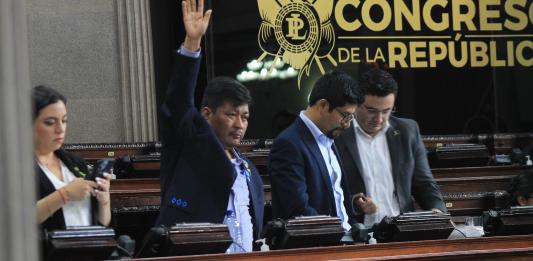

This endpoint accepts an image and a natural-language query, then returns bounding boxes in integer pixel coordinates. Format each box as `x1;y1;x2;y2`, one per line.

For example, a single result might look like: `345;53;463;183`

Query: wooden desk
128;235;533;260
108;172;509;244
73;135;532;246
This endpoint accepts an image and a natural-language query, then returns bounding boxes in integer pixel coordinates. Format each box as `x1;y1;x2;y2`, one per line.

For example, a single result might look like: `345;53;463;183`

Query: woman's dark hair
507;171;533;206
32;85;67;120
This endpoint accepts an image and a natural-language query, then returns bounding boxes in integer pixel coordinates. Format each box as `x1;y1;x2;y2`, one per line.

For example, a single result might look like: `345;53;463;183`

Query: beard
325;127;343;139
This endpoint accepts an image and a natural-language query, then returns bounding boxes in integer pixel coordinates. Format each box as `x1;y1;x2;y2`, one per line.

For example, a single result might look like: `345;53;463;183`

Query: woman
508;171;533;207
34;85;111;230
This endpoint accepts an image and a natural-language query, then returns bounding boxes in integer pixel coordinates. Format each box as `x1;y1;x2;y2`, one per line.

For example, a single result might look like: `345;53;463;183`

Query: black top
36;149;98;231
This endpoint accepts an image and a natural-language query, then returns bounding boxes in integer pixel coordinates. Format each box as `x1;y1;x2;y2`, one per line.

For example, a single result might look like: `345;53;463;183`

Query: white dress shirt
352;120;400;227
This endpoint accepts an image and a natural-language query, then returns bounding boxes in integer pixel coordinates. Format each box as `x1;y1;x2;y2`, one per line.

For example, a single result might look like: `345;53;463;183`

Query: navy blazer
268;117;354;222
155;54;264;240
335;116;447;221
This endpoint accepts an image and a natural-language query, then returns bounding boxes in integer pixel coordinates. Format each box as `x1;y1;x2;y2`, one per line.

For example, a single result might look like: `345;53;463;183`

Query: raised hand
182;0;212;51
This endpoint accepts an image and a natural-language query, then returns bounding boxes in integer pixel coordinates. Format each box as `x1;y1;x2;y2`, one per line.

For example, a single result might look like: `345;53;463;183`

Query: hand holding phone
86;159;114;181
87;159;113;207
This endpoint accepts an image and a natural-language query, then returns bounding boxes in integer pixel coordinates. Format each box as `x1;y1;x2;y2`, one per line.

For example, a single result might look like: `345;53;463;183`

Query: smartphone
85;158;114;181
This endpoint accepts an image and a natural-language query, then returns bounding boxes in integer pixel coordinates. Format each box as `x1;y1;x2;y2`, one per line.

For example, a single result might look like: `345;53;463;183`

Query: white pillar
0;0;38;260
117;0;158;142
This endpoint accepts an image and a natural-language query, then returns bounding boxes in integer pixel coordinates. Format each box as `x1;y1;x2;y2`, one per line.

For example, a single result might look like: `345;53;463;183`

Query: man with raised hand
156;0;264;252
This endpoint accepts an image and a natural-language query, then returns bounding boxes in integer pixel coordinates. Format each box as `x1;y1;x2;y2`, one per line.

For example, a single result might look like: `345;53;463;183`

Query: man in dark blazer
335;68;446;227
155;0;263;252
268;70;359;232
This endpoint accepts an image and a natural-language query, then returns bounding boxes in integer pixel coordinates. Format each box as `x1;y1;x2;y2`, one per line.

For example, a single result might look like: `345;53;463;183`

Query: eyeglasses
334;108;355;123
362;105;395;117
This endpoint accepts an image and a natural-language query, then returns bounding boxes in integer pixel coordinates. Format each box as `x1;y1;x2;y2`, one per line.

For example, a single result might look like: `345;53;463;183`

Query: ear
316;99;330;113
201;107;212;121
517;196;527;206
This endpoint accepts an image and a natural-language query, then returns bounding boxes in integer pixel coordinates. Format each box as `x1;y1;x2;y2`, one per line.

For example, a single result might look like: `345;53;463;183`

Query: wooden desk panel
63;134;533;178
107;158;530;183
432;165;531;179
109;179;507;219
422;133;533;154
62;132;533;167
64;143;155;162
442;192;508;216
111;178;160;212
436;175;514;193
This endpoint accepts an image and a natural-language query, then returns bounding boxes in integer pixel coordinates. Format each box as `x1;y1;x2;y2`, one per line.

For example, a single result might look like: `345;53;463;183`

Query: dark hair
358;68;398;104
308;70;360;109
32;85;67;120
201;77;252;111
508;172;533;205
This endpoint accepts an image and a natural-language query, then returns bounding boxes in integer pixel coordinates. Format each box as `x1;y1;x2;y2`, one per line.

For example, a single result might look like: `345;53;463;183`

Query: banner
256;0;533;87
210;0;533;138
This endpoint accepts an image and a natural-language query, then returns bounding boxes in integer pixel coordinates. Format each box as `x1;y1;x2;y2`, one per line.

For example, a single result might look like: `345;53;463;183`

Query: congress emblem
257;0;337;88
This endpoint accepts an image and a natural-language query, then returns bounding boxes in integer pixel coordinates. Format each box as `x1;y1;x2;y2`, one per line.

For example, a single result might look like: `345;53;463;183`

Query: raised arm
162;0;212;118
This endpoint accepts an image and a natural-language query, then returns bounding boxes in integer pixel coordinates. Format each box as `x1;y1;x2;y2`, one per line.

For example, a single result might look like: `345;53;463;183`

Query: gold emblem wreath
257;0;337;89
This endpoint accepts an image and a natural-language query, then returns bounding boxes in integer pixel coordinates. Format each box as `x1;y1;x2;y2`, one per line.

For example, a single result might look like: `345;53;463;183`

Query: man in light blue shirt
269;70;359;232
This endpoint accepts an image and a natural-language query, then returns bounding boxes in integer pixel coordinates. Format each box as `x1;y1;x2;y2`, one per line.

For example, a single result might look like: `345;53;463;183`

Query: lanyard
232;149;251;182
